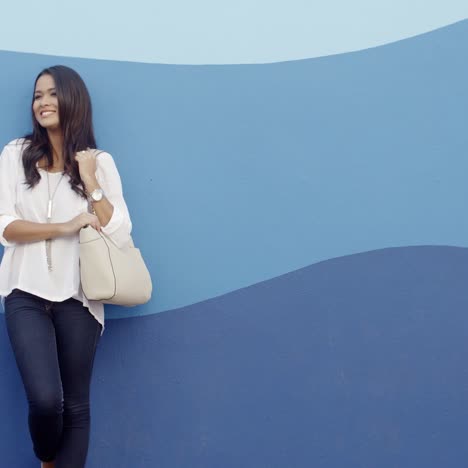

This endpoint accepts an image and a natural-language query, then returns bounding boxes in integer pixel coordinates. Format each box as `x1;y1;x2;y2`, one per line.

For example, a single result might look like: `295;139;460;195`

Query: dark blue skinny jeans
4;289;101;467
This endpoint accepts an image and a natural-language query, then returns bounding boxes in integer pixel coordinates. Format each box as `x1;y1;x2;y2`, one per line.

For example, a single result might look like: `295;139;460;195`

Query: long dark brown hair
22;65;97;198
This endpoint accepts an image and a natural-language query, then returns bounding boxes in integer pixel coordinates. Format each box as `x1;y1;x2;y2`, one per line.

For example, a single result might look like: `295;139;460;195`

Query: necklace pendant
45;170;65;273
47;199;53;220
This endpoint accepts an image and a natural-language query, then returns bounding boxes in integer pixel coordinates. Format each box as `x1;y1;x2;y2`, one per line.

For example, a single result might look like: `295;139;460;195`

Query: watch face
91;189;104;201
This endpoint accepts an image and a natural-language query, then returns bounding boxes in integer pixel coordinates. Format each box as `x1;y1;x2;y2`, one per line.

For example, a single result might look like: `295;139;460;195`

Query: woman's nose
38;95;52;106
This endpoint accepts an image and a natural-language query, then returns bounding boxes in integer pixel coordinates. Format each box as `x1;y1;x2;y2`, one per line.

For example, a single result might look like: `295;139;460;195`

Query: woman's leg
52;298;101;468
4;290;63;463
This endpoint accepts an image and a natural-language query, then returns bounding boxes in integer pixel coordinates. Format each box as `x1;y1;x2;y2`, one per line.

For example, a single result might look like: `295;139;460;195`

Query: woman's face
33;74;60;131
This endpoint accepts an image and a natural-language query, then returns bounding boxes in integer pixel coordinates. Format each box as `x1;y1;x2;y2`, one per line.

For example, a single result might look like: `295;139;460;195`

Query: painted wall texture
0;5;467;467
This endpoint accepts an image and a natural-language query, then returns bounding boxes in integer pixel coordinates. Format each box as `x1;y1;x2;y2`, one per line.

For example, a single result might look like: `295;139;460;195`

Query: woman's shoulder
1;138;29;161
93;149;113;159
93;149;118;168
3;137;28;149
93;149;124;184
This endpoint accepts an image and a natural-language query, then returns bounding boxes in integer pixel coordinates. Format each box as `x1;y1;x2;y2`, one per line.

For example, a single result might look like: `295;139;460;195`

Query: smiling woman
34;76;60;136
0;65;132;468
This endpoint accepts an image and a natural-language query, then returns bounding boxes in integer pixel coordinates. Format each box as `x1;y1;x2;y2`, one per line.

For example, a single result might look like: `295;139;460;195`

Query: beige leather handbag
79;226;152;306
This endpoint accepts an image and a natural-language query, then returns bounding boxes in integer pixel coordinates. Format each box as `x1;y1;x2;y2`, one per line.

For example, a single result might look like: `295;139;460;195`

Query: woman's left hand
75;149;98;183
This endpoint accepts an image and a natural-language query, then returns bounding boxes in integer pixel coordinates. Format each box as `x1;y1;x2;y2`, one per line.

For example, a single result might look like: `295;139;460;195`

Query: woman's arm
81;174;114;227
3;212;101;244
76;150;132;248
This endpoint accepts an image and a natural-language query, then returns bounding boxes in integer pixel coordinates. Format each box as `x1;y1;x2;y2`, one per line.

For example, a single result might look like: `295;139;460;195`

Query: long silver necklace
45;169;65;272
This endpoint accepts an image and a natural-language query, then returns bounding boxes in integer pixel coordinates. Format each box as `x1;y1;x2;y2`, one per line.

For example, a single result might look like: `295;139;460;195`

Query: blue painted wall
0;15;467;468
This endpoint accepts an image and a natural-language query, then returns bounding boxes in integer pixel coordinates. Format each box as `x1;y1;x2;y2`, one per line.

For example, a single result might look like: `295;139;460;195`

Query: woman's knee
28;392;63;416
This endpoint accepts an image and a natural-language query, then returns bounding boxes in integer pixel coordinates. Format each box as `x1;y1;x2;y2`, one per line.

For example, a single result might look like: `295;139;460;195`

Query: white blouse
0;139;132;333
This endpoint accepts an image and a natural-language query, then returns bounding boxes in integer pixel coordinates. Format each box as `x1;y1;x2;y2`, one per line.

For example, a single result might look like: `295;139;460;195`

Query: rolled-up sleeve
96;152;132;249
0;144;20;248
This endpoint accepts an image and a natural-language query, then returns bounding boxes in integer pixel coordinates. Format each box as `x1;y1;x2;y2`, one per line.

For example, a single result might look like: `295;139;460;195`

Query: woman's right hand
63;213;102;235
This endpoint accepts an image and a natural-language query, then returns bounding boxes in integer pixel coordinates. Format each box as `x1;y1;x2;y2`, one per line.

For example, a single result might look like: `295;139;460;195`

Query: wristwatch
89;188;104;202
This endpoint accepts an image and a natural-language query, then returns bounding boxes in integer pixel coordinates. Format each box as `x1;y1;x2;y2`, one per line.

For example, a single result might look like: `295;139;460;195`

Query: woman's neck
47;129;64;167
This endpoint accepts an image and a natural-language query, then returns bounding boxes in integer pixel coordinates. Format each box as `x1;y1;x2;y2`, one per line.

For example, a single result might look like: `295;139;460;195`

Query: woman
0;65;132;467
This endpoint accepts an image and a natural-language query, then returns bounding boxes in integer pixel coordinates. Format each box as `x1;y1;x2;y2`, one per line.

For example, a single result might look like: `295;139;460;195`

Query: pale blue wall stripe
0;1;466;64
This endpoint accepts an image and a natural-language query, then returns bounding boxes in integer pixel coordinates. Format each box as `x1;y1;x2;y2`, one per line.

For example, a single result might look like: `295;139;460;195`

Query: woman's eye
51;92;57;96
34;95;40;100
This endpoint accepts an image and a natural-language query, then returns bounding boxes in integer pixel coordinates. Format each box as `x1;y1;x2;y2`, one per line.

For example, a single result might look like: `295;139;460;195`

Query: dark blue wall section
2;246;468;467
0;20;468;468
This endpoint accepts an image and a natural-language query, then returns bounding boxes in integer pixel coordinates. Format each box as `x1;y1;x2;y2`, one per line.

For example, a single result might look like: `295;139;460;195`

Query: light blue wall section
0;22;468;318
0;1;466;63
